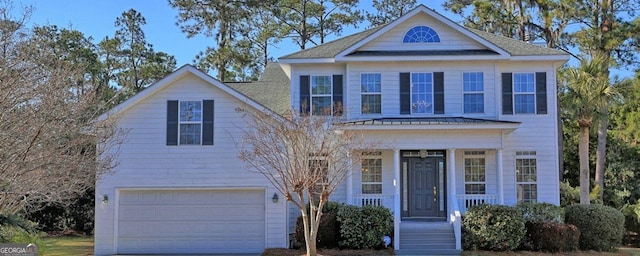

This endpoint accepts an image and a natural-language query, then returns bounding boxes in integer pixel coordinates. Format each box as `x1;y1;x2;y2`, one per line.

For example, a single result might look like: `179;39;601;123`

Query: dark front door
408;158;439;217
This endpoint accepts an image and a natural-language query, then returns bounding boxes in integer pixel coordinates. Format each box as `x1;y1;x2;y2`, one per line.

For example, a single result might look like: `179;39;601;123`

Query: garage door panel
117;189;265;254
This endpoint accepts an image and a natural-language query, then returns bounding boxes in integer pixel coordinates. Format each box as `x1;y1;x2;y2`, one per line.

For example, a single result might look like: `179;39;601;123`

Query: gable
359;12;486;52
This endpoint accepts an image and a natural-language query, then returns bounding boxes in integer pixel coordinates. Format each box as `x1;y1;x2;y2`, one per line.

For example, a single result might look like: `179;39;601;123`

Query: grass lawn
40;236;93;256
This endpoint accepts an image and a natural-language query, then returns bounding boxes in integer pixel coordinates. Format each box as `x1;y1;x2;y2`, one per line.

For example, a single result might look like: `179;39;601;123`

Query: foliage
621;200;640;234
26;188;95;235
516;202;564;223
294;201;344;249
0;1;122;214
366;0;416;27
525;222;580;252
560;182;580;207
462;204;525;251
336;205;393;249
295;212;340;249
565;204;625;251
238;108;380;256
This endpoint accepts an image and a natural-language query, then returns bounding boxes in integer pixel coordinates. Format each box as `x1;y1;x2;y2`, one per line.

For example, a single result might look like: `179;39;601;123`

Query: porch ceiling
339;117;520;132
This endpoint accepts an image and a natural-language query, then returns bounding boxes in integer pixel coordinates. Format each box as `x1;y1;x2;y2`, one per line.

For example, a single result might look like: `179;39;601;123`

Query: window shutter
535;72;547;114
166;100;178;145
434;72;444;114
400;73;411;114
332;75;343;116
502;73;513;115
300;75;310;114
202;100;214;145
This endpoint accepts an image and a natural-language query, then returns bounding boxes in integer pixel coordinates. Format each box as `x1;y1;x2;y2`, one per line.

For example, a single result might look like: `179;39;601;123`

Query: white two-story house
95;5;568;255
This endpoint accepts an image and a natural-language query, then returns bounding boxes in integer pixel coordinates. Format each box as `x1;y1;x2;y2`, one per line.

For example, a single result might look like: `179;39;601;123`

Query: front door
409;158;438;217
401;151;446;218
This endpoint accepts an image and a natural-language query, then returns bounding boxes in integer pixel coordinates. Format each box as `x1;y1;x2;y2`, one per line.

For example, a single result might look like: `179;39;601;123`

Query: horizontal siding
346;61;497;119
361;13;485;51
96;73;287;256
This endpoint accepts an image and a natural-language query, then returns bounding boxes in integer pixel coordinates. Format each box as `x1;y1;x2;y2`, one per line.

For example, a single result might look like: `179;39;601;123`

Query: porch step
399;221;459;255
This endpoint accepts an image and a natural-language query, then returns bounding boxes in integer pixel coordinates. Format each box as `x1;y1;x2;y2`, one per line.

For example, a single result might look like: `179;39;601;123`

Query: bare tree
0;1;122;214
237;108;379;256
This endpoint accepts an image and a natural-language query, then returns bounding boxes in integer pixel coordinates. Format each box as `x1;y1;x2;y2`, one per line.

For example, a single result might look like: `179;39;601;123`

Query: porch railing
352;194;394;208
456;194;498;213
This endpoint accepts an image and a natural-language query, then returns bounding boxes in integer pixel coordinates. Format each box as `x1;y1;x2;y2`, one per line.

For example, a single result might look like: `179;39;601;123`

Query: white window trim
178;100;203;145
410;72;434;115
463;151;486;195
512;73;536;114
310;74;333;116
360;72;382;115
462;72;484;114
361;153;383;194
515;151;538;203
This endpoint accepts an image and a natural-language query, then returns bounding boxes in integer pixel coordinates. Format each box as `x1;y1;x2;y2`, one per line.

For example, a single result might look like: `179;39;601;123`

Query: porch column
447;149;456;220
497;149;504;205
393;148;400;250
347;158;353;205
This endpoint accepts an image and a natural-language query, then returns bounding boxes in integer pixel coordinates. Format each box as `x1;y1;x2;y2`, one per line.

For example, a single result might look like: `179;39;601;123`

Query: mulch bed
262;248;394;256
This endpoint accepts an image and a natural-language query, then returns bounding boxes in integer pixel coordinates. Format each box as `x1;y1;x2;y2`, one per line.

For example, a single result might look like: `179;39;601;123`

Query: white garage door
117;189;265;254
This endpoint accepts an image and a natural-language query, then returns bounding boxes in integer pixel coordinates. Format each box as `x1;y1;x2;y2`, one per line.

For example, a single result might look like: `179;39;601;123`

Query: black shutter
202;100;214;145
502;73;513;115
536;72;547;114
434;72;444;114
400;73;411;114
333;75;343;116
300;75;310;114
166;100;178;145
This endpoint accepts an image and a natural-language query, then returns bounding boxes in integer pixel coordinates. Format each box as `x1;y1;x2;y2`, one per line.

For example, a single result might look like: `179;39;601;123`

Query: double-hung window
167;100;214;146
361;73;382;114
361;156;382;194
516;151;537;203
464;151;486;194
179;101;202;145
513;73;536;114
311;75;333;116
463;72;484;113
411;73;433;114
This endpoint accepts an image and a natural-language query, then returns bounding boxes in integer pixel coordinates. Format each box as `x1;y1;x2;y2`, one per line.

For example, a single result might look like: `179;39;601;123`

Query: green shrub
294;201;344;249
0;214;43;254
516;203;564;223
622;200;640;234
565;204;625;251
526;222;580;252
337;205;393;249
560;182;580;207
462;204;525;251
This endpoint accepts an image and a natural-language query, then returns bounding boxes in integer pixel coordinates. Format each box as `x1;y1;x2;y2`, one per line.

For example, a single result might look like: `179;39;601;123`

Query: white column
497;149;504;205
447;149;456;220
393;148;400;251
346;158;353;205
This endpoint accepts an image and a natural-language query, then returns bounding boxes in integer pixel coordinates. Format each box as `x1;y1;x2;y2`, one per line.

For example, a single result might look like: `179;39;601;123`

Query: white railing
456;194;498;213
352;194;394;208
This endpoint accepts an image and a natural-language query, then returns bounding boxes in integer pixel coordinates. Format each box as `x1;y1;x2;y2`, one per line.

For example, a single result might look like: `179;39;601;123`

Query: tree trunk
579;124;591;204
595;107;609;200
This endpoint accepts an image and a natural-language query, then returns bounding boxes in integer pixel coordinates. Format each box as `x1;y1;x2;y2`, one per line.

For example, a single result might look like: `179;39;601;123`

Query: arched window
403;26;440;43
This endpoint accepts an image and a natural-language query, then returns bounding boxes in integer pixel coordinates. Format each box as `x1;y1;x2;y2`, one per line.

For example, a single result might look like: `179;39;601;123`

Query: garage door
117;189;265;254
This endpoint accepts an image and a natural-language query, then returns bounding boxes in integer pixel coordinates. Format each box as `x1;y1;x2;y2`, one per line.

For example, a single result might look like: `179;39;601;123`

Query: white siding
95;73;287;256
360;13;486;51
345;61;498;119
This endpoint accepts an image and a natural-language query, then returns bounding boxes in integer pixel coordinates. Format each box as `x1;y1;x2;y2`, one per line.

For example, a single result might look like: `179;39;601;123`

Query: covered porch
342;117;520;252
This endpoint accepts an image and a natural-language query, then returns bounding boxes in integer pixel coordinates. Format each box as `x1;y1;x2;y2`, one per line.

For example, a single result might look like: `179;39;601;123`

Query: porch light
272;193;279;203
102;194;109;204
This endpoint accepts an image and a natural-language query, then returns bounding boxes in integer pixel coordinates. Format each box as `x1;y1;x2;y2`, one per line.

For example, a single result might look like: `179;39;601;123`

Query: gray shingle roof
467;28;566;56
226;63;291;114
279;26;384;59
279;16;567;60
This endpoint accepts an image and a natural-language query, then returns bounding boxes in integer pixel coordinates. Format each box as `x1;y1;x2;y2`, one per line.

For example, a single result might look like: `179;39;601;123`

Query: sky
12;0;452;67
